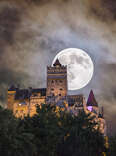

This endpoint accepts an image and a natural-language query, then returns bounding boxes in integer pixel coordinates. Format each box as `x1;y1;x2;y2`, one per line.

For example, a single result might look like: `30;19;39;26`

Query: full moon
52;48;94;90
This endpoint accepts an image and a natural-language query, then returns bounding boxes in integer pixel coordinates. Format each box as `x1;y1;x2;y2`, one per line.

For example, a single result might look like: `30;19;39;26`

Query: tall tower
46;59;67;99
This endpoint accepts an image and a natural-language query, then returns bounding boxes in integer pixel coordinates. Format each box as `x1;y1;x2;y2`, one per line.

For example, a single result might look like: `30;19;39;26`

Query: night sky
0;0;116;134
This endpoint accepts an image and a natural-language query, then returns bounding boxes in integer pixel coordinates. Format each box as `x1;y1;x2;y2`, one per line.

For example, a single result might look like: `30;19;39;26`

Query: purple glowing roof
87;90;98;107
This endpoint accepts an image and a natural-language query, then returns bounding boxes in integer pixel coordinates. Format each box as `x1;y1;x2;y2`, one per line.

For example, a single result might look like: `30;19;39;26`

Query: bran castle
7;59;106;135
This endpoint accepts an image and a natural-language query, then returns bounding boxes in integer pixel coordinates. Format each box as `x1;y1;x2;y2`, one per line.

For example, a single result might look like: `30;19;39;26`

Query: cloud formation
0;0;116;134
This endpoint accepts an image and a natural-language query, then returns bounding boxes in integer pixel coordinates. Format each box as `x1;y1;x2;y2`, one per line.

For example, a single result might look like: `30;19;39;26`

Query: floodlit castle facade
7;59;106;135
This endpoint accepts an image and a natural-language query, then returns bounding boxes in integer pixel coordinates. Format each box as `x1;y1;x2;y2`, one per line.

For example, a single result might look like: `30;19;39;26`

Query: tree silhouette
0;105;107;156
108;135;116;156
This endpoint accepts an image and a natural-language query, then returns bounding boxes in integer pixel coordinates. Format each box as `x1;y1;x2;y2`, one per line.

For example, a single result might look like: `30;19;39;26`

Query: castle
7;59;106;135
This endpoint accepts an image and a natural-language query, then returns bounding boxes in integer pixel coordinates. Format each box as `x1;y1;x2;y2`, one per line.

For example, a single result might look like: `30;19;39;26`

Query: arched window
15;110;18;114
51;80;54;83
21;110;23;113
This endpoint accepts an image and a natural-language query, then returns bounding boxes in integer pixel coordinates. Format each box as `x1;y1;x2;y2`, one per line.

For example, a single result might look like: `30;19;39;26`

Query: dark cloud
24;0;70;4
0;7;20;44
88;0;116;22
0;5;21;68
101;0;116;18
0;0;115;134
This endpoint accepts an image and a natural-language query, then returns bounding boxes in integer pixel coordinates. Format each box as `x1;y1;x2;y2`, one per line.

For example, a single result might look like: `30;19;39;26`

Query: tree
27;105;106;156
0;106;36;156
0;105;106;156
57;110;106;156
23;104;64;156
108;135;116;156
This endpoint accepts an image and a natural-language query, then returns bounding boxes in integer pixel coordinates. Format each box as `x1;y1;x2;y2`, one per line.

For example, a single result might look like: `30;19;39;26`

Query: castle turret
87;90;99;115
87;90;98;107
46;59;67;100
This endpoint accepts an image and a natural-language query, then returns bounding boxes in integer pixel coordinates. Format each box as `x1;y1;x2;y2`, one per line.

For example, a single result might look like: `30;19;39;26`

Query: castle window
15;110;18;114
21;110;23;113
77;109;82;113
33;93;38;96
59;88;63;91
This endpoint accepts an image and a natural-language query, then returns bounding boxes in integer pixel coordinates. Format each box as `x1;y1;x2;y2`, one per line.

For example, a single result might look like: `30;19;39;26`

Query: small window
15;110;18;113
51;88;54;91
33;93;37;96
51;80;54;83
59;88;63;91
20;110;23;113
78;109;82;113
51;93;55;96
60;80;62;83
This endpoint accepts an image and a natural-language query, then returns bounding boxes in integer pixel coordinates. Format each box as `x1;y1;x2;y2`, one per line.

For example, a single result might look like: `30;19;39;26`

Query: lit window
15;110;18;113
21;110;23;113
33;93;37;96
19;102;26;106
51;80;54;83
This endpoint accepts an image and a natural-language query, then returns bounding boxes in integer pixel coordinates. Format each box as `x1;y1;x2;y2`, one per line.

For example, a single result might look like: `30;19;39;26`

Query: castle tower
46;59;67;99
87;90;99;115
7;85;16;110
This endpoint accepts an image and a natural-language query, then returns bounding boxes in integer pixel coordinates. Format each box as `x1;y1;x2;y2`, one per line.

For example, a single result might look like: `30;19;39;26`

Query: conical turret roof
87;90;98;107
53;58;62;67
8;84;16;91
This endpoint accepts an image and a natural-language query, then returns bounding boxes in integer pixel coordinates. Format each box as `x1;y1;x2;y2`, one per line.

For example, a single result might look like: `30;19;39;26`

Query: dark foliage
108;135;116;156
0;105;107;156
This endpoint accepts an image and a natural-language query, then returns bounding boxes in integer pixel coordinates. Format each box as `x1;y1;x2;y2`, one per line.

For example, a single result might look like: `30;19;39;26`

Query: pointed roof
53;58;62;67
87;90;98;107
8;84;16;91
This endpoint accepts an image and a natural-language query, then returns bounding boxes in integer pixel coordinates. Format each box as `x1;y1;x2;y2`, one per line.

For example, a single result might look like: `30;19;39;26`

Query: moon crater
52;48;94;90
